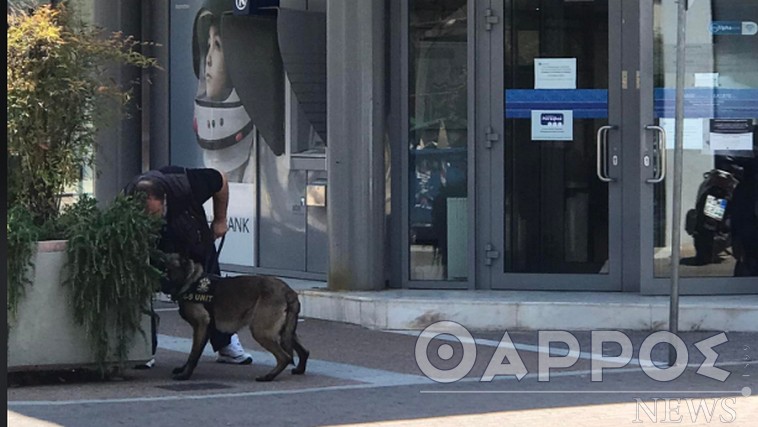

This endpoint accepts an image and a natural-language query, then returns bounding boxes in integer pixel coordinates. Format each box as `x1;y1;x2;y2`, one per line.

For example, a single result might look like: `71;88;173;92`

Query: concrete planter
7;241;152;371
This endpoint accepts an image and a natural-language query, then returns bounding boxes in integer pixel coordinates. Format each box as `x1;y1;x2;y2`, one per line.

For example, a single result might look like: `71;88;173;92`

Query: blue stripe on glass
654;88;758;119
504;88;758;119
505;89;608;119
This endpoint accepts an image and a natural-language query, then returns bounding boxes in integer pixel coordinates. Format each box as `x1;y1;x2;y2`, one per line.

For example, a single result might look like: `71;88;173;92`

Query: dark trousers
204;251;233;352
149;301;232;354
208;320;233;352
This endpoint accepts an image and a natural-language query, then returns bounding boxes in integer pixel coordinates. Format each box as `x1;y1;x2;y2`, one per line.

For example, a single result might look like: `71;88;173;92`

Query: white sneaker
155;292;173;303
134;357;155;369
216;334;253;365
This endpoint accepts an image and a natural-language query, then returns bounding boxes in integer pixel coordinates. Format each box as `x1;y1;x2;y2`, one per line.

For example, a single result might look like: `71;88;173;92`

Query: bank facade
92;0;757;296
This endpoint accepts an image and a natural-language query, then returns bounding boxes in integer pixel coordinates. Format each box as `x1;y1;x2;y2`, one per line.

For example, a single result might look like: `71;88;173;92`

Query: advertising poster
531;110;574;141
170;0;256;267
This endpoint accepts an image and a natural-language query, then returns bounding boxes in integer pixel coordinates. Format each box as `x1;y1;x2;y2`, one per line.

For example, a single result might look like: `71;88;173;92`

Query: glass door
641;0;758;294
483;0;624;290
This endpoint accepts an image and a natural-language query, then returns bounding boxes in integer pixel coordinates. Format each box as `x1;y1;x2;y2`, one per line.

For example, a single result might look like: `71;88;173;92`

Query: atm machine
251;0;328;277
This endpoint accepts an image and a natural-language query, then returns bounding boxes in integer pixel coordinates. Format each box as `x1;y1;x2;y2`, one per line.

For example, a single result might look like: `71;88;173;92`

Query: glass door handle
644;125;667;184
596;125;617;183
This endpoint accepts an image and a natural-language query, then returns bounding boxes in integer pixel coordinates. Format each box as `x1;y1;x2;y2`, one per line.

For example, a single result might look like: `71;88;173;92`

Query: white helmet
194;89;254;172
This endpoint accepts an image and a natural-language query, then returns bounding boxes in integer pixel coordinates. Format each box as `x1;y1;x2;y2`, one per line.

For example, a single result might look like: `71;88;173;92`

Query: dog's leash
217;234;226;259
200;234;226;280
205;234;226;275
215;234;226;277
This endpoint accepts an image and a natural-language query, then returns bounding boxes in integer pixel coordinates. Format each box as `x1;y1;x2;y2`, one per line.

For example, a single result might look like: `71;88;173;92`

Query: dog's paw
255;374;275;382
172;372;192;381
291;367;305;375
172;365;186;375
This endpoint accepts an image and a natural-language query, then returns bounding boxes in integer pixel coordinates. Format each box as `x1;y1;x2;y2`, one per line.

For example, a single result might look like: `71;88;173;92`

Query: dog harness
173;274;220;304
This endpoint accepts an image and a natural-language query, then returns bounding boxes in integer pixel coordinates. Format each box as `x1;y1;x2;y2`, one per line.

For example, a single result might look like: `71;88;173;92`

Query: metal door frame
480;0;627;291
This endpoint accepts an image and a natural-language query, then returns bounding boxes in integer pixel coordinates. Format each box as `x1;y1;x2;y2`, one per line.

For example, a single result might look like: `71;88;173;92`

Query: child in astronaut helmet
193;4;255;183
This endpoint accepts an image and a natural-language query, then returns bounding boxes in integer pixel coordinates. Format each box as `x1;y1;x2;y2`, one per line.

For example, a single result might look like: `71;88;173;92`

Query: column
327;0;386;290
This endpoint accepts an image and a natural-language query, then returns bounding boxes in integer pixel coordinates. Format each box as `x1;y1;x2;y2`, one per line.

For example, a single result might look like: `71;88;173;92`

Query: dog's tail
281;287;301;363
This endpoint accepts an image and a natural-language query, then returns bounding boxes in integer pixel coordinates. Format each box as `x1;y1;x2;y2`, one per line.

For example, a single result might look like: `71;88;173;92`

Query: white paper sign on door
534;58;577;89
531;110;574;141
659;118;706;150
694;72;719;88
709;119;754;151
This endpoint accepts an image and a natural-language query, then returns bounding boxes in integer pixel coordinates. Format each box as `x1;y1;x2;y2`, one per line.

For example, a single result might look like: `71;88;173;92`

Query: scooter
684;158;743;265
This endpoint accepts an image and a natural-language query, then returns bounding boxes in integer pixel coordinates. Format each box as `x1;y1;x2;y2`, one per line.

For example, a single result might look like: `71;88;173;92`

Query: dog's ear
166;253;182;269
182;257;205;276
180;257;195;273
164;253;184;283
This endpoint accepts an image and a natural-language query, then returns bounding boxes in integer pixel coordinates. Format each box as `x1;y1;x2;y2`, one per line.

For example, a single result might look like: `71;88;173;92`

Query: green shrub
7;2;162;375
64;194;164;374
7;206;41;325
7;2;158;226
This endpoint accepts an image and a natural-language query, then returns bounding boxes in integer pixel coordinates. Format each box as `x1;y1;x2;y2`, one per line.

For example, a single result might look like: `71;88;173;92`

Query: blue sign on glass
540;113;565;126
710;21;743;35
710;21;758;35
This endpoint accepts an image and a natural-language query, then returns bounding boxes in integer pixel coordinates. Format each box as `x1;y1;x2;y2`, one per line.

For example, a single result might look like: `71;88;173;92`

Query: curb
296;289;758;332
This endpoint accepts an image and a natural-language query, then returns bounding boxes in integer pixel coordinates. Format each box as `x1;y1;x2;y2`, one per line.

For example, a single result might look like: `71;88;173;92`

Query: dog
163;253;309;381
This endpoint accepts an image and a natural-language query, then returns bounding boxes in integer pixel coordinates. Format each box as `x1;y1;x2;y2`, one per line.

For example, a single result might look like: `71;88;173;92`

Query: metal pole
669;0;688;367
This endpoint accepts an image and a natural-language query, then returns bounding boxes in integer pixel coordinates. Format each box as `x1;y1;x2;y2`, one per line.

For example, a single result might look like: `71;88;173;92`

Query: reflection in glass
409;0;468;281
653;0;758;278
504;0;609;274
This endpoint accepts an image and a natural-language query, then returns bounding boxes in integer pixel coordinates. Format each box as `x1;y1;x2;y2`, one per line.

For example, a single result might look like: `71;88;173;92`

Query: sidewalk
283;279;758;332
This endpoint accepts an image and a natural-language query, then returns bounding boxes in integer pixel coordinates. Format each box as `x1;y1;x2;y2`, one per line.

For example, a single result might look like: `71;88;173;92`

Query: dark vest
125;169;217;273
